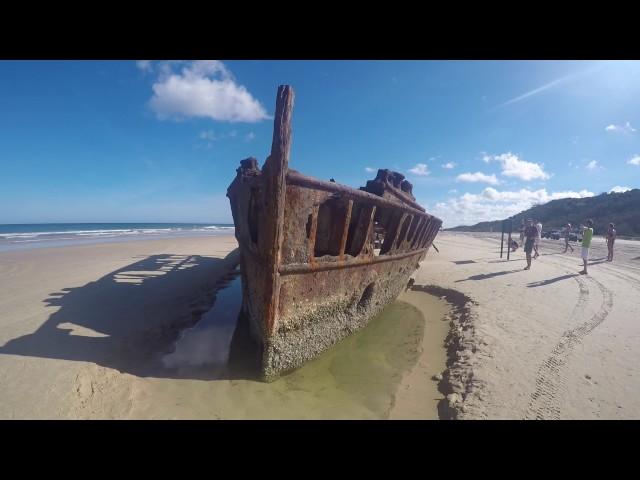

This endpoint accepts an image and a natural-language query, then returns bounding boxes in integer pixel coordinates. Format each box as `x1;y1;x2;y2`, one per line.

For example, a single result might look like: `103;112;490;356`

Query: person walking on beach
580;219;594;275
519;219;525;245
533;220;542;259
523;218;538;270
606;223;617;262
563;223;574;253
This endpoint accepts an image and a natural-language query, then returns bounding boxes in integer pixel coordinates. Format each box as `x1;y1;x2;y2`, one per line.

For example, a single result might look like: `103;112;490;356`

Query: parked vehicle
549;230;561;240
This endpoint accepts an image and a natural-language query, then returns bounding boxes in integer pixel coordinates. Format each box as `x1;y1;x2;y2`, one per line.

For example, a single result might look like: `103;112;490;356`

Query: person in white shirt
533;221;542;259
563;223;574;253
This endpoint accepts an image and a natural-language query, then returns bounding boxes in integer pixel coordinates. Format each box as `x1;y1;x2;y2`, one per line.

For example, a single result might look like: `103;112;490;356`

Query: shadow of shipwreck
0;250;255;380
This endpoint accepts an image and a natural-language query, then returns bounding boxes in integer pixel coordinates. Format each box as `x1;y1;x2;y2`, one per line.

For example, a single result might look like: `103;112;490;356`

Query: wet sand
388;289;450;419
129;294;448;420
0;235;451;419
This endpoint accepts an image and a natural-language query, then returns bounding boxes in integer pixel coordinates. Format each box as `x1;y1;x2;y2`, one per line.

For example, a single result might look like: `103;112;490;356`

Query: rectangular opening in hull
314;196;349;258
345;203;375;257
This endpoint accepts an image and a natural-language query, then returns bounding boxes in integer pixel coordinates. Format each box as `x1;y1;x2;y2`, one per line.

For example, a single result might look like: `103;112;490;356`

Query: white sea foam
0;226;235;240
0;225;236;251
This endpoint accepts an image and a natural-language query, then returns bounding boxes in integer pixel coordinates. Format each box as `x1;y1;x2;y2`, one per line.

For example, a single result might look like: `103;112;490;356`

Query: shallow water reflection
162;270;241;370
155;268;438;419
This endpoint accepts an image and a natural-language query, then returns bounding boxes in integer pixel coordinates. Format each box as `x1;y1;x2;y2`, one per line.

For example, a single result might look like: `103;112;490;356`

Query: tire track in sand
525;273;614;420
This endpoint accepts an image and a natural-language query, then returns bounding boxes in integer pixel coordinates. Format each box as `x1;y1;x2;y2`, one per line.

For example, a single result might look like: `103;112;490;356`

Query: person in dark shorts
606;223;617;262
523;218;538;270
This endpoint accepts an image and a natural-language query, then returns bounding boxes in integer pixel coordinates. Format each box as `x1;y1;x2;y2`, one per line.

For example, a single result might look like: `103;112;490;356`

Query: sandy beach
2;230;637;419
419;232;640;419
0;235;240;418
0;234;450;419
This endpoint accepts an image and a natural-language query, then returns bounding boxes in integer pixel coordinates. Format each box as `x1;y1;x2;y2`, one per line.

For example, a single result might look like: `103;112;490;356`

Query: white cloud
198;129;246;148
610;186;631;193
408;163;430;176
199;130;233;141
365;167;376;173
136;60;152;73
147;60;270;123
605;122;636;133
485;152;550;181
441;162;456;169
628;155;640;166
199;130;218;141
586;160;599;170
456;172;500;185
431;187;595;228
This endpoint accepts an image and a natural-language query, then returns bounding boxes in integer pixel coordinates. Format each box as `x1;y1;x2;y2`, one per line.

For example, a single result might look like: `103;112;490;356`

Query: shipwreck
227;85;442;381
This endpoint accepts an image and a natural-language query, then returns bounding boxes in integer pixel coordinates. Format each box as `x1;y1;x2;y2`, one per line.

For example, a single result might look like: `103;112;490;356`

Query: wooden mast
261;85;295;335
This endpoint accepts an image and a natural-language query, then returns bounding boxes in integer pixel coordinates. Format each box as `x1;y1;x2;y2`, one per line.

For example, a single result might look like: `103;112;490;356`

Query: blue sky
1;60;639;227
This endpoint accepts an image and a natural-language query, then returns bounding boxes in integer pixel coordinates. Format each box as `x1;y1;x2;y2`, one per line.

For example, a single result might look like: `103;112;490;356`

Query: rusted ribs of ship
227;85;442;381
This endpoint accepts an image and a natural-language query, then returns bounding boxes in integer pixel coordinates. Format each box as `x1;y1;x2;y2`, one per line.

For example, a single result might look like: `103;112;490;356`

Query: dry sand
0;236;239;418
418;232;640;419
0;235;450;419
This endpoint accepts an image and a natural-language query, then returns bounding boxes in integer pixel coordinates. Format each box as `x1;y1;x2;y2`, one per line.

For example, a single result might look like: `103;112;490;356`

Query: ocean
0;223;235;252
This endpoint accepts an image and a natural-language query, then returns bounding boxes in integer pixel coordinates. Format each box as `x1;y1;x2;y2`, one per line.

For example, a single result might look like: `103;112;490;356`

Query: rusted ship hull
227;86;442;381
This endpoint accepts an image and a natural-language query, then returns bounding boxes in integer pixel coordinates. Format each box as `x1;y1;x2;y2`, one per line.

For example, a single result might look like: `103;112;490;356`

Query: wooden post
507;219;512;261
500;220;505;259
262;85;294;335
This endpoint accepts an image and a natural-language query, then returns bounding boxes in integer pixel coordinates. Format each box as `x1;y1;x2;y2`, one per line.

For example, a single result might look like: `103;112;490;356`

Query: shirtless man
606;223;617;262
